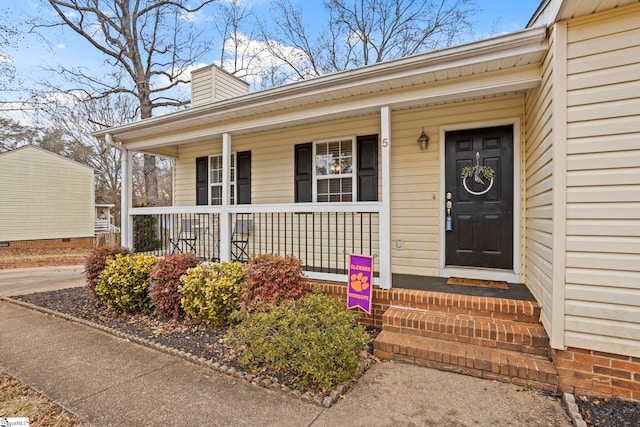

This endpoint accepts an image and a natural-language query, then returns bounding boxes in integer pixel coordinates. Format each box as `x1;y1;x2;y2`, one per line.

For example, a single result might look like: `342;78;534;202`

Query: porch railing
126;203;383;284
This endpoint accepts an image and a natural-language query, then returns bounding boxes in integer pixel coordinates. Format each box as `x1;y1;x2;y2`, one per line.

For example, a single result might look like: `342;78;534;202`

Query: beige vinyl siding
174;116;381;271
0;146;94;241
524;28;556;336
191;66;249;108
173;96;525;277
564;4;640;357
175;115;381;206
390;95;525;277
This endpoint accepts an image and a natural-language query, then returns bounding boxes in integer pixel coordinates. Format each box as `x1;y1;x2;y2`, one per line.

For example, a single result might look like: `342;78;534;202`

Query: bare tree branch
30;0;217;206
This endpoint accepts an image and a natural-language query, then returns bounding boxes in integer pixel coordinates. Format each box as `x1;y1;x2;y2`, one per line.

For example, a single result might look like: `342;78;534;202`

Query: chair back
181;218;200;233
233;219;252;235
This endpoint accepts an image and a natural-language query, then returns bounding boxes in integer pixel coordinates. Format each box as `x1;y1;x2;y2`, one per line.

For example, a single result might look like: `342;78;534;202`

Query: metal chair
169;218;200;255
231;218;252;262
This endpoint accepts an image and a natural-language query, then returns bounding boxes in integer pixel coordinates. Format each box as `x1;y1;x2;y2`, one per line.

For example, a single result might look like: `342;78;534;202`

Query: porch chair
169;218;200;255
231;218;252;262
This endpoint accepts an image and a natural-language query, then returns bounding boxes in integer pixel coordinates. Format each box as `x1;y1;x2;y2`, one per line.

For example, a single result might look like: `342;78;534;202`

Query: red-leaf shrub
148;253;199;318
241;254;306;312
84;245;132;297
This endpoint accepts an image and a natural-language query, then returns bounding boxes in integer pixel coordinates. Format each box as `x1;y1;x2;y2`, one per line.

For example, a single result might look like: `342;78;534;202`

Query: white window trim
209;152;237;206
312;136;357;203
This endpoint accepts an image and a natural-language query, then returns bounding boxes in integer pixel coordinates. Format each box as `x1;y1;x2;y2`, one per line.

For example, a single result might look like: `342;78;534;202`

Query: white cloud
218;33;314;88
55;43;66;49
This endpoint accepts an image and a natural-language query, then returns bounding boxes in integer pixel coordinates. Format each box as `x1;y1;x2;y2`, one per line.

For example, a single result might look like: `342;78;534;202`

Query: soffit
557;0;639;21
528;0;640;27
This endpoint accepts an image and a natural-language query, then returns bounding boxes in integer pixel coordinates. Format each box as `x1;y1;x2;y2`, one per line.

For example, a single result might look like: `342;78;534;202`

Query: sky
1;0;542;124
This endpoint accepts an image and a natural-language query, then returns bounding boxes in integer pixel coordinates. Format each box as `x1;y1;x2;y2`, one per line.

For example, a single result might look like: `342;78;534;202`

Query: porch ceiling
94;27;547;153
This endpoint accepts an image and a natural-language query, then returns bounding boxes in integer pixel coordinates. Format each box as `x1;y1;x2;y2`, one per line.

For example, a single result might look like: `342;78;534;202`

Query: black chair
169;218;200;254
231;218;252;262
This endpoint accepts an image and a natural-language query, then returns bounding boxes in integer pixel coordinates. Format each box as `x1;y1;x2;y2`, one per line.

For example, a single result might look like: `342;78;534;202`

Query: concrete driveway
0;265;85;296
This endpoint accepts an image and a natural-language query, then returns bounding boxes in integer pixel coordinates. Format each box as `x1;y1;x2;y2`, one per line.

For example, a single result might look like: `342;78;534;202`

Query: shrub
148;253;199;318
241;254;306;312
95;253;157;312
84;245;132;297
229;289;370;390
179;262;245;325
133;214;162;252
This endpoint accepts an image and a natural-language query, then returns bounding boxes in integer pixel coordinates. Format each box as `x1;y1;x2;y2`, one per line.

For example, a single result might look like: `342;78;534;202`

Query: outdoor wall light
417;128;430;150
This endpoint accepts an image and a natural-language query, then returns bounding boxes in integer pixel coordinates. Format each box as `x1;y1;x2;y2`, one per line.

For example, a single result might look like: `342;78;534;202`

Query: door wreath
461;152;495;196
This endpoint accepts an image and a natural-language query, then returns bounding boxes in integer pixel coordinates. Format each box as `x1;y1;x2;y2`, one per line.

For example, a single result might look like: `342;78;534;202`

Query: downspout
104;133;132;249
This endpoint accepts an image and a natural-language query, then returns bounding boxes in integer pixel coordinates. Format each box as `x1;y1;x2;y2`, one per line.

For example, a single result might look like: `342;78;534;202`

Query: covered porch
96;28;548;290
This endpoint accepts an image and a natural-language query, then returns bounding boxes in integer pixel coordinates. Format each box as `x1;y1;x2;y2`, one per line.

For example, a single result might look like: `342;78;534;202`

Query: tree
255;0;478;83
34;0;216;206
28;92;173;220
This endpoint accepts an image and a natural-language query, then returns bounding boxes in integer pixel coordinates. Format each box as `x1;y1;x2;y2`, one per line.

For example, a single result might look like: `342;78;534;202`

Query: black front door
445;125;514;269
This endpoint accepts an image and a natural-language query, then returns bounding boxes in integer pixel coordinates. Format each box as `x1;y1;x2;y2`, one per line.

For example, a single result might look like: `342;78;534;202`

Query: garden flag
347;254;373;314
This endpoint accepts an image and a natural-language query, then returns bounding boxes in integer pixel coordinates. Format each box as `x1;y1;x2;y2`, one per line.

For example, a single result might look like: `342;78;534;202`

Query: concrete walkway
0;265;84;296
0;266;572;426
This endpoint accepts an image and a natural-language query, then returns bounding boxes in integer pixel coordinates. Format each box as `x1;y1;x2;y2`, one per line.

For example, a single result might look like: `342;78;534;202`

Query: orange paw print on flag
350;272;369;292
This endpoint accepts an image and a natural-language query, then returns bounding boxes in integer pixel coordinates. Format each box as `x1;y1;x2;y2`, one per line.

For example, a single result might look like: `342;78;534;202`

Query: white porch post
219;133;232;261
379;106;392;289
121;148;133;249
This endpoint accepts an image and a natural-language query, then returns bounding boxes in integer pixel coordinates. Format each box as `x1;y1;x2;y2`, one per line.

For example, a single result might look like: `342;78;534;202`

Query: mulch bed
9;286;640;423
575;394;640;427
11;286;379;404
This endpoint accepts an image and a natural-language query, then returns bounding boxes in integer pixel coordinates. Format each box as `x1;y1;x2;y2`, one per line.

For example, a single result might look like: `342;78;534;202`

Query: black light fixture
417;128;430;150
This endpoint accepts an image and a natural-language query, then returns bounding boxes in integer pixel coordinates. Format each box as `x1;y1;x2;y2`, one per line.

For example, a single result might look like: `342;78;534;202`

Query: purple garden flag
347;254;373;314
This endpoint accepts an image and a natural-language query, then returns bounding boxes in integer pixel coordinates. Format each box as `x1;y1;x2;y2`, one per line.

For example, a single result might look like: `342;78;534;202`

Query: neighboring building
0;145;95;248
94;0;640;400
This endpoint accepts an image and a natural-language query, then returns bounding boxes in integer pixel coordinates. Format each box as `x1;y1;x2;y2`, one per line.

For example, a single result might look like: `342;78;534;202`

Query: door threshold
440;267;520;284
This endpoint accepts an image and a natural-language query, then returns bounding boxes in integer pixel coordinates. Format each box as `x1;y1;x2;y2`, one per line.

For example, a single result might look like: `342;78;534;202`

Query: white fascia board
123;66;541;151
93;28;546;143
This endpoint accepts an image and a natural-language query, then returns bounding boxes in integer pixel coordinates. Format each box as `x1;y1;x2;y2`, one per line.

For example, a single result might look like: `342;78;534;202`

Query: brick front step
389;291;542;323
382;307;550;357
374;330;559;392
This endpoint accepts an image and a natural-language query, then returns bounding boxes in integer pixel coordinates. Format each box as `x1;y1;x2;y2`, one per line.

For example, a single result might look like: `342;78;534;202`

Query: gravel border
1;295;373;408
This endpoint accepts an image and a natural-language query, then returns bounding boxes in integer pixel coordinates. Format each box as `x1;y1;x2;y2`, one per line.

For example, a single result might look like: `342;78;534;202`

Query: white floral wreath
461;161;495;196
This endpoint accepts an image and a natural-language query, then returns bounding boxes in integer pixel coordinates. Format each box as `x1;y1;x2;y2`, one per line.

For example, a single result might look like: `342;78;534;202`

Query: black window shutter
294;143;313;202
236;150;251;204
357;134;378;201
195;156;208;205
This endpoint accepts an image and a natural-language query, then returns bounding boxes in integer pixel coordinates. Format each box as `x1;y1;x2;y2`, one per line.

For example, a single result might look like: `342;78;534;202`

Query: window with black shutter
294;143;312;203
195;151;251;205
195;156;208;205
357;134;378;201
236;150;251;204
294;135;378;203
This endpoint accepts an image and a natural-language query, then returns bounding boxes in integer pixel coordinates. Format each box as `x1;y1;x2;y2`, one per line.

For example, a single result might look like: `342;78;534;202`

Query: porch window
295;134;378;203
315;139;354;202
195;151;251;205
210;153;236;205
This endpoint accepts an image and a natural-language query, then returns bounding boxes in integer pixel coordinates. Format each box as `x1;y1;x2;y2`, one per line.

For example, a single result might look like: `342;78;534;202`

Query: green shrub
95;253;157;312
179;262;245;325
148;253;199;318
229;290;370;390
133;214;162;252
241;254;306;312
84;245;132;297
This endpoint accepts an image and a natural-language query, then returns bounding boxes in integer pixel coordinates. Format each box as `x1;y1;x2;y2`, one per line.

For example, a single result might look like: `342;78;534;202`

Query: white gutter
104;133;122;150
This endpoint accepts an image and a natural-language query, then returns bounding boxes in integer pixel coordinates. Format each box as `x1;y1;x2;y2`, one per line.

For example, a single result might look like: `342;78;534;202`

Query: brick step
389;290;541;323
382;307;550;357
374;330;559;392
